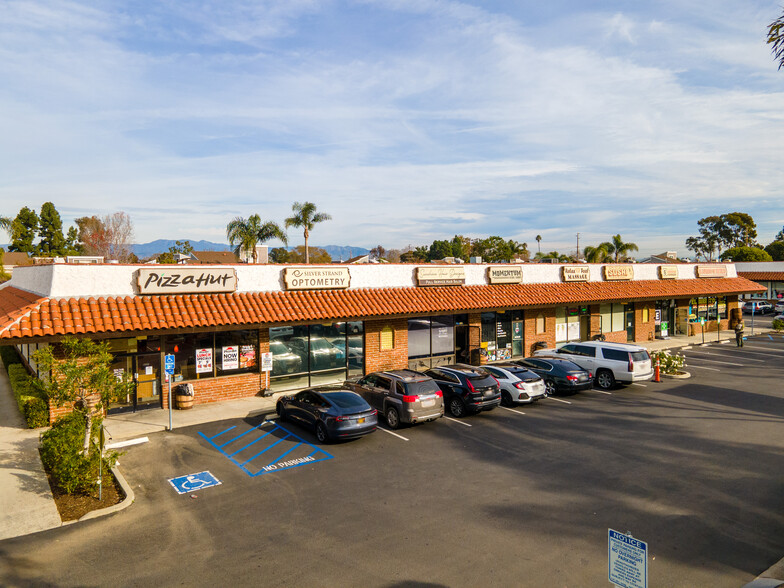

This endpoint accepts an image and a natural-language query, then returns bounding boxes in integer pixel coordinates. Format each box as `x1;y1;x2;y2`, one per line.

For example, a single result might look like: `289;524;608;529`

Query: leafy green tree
686;213;758;260
535;250;572;262
400;247;428;263
286;245;332;264
0;249;9;282
226;214;287;263
774;227;784;242
36;202;66;256
33;337;133;455
0;215;11;235
451;235;468;260
157;240;194;264
369;245;386;261
429;239;453;260
606;234;638;262
764;240;784;261
769;8;784;69
720;246;773;262
269;247;290;263
470;236;529;262
9;207;39;253
64;226;82;255
583;244;612;263
284;202;331;265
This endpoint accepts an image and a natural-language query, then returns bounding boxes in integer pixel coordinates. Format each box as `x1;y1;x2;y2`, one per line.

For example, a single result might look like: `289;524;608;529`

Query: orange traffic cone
654;359;661;383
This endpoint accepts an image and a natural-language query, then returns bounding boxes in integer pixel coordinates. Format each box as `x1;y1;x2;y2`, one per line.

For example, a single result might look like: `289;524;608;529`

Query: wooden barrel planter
174;383;195;409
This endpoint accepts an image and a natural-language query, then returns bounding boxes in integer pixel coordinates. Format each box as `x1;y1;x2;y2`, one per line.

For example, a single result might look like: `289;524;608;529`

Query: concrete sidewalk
0;358;61;541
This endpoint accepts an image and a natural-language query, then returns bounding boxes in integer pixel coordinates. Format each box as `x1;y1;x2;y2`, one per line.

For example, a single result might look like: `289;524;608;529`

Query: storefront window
555;307;580;343
408;316;455;370
166;332;254;381
599;304;624;333
216;330;258;376
480;310;522;361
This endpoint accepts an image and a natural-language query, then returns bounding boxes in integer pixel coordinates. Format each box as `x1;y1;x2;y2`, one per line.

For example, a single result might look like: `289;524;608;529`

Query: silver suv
535;341;653;390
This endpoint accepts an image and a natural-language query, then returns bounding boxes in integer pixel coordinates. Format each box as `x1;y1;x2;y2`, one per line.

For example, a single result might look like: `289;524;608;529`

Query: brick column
634;302;655;342
523;308;556;356
364;318;409;372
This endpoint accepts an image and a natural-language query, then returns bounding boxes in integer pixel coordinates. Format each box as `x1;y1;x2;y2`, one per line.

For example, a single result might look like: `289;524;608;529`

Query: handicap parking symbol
169;471;222;494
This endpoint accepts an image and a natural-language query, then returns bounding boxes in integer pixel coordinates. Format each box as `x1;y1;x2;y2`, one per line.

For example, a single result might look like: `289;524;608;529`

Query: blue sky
1;0;783;257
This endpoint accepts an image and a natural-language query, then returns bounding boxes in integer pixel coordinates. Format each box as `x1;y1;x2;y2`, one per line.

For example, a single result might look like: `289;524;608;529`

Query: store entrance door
108;353;162;414
624;304;635;342
455;325;470;364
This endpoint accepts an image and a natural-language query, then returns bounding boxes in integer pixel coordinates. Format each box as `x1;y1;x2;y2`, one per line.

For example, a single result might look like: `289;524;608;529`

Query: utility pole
576;232;580;260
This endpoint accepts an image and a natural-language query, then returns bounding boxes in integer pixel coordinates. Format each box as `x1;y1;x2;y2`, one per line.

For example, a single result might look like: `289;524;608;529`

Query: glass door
624;304;635;342
134;353;162;409
108;355;134;413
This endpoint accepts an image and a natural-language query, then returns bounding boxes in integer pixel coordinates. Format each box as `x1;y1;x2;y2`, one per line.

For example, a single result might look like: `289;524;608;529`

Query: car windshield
468;375;495;386
323;392;368;409
406;380;441;395
631;351;650;362
310;339;333;351
270;342;288;354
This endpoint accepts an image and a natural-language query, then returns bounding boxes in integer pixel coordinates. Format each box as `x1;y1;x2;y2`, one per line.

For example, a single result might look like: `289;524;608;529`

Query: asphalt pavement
2;329;784;586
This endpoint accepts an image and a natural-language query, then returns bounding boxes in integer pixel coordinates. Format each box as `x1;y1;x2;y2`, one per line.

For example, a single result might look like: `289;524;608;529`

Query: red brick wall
523;308;556;355
364;318;409;372
468;312;483;364
602;331;628;343
170;372;264;408
634;303;655;342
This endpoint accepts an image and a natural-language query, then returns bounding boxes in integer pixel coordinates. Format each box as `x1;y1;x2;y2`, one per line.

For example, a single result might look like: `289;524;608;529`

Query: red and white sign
222;346;239;370
196;348;213;374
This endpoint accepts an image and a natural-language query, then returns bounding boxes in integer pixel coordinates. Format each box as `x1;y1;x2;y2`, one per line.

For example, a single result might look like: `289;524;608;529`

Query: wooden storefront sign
416;266;466;286
283;267;351;290
137;268;237;294
603;265;634;281
696;265;727;278
562;266;590;282
488;266;523;284
659;266;678;279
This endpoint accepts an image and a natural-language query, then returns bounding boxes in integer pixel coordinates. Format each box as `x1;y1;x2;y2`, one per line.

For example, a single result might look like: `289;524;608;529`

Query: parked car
343;370;443;429
772;314;784;323
286;336;344;370
743;301;773;315
269;340;303;376
276;386;377;443
513;357;593;395
423;364;501;417
534;341;653;390
328;336;363;359
483;363;546;405
774;301;784;314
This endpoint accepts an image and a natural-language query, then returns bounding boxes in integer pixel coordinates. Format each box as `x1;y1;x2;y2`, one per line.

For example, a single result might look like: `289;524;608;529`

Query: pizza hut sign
137;268;238;294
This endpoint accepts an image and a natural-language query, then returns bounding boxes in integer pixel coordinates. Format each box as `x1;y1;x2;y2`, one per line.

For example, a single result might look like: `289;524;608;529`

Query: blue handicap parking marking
198;420;333;477
169;471;222;494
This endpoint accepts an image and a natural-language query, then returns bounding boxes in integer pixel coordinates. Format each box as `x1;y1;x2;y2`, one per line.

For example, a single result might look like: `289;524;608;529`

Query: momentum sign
416;266;466;286
283;267;350;290
137;268;237;294
488;266;523;284
562;266;590;282
603;265;634;281
696;264;727;278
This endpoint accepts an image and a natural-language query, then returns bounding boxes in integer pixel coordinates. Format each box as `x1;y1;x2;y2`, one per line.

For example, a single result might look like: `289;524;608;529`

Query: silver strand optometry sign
283;267;350;290
137;268;237;294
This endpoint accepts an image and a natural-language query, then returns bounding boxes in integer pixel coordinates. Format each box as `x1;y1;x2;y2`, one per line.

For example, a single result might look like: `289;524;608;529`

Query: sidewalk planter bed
650;350;687;376
7;363;49;428
663;371;691;379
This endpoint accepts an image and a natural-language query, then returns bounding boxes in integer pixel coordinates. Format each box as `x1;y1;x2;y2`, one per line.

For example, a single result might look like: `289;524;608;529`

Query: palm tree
609;234;639;262
583;244;612;263
535;234;542;254
284;202;332;264
769;9;784;69
226;214;287;263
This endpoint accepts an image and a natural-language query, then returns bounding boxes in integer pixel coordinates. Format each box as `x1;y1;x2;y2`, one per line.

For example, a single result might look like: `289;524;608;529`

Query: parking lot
2;334;784;587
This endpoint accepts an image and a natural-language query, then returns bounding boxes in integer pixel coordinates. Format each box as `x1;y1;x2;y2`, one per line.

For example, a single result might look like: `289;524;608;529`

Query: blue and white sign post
164;354;175;430
608;529;647;588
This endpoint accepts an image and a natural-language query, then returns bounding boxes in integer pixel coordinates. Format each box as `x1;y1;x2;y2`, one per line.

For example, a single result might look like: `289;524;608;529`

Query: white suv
534;341;653;390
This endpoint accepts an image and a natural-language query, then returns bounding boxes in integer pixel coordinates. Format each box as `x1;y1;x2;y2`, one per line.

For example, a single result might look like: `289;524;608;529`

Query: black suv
423;364;501;417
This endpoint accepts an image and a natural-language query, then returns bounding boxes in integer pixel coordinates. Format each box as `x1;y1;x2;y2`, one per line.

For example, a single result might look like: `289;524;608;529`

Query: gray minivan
343;370;444;429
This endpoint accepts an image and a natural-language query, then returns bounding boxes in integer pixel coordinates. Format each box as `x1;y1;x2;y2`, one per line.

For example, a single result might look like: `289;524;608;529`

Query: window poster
196;348;213;374
222;346;239;370
240;345;257;369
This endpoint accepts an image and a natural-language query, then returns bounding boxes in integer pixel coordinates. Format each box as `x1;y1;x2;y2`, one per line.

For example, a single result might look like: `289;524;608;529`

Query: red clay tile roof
738;272;784;281
0;277;764;340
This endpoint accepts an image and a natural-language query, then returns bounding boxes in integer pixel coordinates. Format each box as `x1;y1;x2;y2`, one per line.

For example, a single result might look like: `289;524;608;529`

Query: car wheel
315;422;329;443
501;391;513;407
596;369;615;390
545;380;556;396
276;402;285;418
385;406;400;429
449;397;466;418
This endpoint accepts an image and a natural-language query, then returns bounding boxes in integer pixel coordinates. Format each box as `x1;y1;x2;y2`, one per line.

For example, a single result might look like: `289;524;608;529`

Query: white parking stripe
631;383;647;388
742;345;784;354
544;396;572;404
589;389;612;395
443;416;472;426
682;357;743;367
376;427;409;441
686;350;764;362
498;406;525;414
687;365;720;371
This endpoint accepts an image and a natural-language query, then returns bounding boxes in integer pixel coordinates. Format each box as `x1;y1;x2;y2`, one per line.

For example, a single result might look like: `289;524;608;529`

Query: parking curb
76;466;134;522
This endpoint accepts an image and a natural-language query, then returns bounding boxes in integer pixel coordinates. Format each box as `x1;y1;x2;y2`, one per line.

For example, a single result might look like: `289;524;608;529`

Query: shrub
6;362;50;428
650;350;686;375
0;345;22;368
773;318;784;332
40;413;118;495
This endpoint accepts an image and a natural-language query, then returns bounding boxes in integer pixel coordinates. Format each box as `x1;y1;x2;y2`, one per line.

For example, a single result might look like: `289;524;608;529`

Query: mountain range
130;240;369;261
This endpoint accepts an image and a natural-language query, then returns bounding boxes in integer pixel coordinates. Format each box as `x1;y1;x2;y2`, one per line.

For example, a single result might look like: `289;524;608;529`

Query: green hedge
40;413;102;494
4;353;49;428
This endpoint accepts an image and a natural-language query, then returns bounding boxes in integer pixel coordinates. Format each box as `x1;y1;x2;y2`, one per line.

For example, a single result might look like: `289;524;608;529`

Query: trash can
174;383;195;410
531;341;548;352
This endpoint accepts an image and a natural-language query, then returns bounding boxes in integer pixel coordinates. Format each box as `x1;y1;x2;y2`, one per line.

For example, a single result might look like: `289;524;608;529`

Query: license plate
422;399;435;408
357;417;365;423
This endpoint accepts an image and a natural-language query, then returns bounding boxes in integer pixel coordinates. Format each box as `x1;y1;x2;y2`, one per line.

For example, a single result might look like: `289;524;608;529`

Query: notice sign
283;267;350;290
608;529;647;588
261;352;273;372
222;346;239;370
562;266;590;282
196;348;213;374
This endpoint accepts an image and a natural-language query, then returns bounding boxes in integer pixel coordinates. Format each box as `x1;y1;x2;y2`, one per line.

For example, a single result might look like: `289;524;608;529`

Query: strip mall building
0;261;762;420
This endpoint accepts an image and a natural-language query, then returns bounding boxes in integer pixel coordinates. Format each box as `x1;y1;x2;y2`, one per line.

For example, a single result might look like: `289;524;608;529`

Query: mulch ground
43;465;124;522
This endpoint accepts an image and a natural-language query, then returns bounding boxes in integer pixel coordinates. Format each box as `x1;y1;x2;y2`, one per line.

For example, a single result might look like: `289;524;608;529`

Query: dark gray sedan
276;387;378;443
